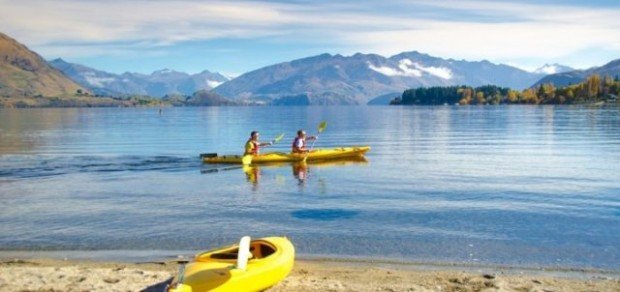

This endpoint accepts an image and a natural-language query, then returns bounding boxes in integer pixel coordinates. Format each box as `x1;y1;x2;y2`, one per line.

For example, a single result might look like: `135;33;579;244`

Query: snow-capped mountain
49;59;231;97
213;51;546;105
532;59;620;88
533;63;574;75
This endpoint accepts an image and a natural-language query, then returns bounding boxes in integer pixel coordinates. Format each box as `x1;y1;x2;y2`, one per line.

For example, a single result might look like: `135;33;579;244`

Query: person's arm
307;136;317;141
259;141;273;147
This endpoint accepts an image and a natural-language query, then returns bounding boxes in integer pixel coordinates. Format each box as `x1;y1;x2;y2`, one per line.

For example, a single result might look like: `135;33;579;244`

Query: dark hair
297;130;305;135
250;131;258;137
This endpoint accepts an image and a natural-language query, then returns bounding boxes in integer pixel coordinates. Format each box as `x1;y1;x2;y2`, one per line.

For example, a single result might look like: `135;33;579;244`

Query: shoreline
2;250;619;279
1;257;618;292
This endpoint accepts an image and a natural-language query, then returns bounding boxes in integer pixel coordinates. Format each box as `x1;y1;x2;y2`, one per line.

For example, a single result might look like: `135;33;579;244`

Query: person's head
297;130;306;138
250;131;259;141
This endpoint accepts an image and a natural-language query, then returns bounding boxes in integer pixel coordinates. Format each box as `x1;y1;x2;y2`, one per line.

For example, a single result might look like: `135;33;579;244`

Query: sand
1;258;618;292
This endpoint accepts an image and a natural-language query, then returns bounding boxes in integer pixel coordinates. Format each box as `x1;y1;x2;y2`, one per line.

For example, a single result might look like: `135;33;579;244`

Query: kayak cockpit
197;240;277;261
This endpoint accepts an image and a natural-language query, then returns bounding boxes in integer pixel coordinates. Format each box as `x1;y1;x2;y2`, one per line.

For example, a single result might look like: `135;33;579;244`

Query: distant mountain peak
50;60;231;97
51;57;67;63
534;63;574;75
531;59;619;88
151;68;185;75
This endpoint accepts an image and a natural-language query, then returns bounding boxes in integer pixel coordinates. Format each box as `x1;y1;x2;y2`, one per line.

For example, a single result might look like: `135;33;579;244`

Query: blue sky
1;0;618;75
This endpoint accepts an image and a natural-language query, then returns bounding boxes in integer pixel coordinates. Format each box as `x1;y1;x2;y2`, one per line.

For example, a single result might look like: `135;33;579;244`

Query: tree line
392;74;620;105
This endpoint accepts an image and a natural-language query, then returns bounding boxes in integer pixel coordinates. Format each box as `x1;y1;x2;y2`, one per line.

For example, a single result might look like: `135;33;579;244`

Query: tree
475;91;485;104
585;74;601;98
520;88;539;104
539;83;555;103
565;88;575;101
458;87;472;105
507;90;519;103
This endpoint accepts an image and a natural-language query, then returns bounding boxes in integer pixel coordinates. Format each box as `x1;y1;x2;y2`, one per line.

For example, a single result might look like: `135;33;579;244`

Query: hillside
185;90;238;106
0;32;85;98
532;59;620;87
49;59;231;98
213;51;547;105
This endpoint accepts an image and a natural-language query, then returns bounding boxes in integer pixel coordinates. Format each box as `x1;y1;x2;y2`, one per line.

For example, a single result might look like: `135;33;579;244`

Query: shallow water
0;106;619;270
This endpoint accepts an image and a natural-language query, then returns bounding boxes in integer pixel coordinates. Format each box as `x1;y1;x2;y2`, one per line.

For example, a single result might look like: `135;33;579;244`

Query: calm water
1;106;619;270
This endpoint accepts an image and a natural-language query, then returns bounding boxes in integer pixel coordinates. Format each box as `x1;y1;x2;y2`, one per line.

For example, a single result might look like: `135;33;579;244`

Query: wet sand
1;258;618;291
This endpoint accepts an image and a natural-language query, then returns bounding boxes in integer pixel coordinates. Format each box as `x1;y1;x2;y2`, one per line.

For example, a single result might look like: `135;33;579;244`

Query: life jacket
292;137;306;153
245;139;259;155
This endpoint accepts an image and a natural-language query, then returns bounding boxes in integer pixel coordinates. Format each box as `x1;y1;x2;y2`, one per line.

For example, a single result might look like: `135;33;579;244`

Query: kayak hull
203;146;370;164
168;237;295;292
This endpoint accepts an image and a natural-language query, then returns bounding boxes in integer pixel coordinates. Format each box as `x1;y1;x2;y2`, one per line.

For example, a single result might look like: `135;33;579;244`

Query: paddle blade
242;154;253;165
273;133;285;143
317;121;327;133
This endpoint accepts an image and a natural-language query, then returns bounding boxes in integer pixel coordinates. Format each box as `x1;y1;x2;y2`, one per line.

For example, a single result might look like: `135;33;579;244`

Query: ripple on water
291;209;360;221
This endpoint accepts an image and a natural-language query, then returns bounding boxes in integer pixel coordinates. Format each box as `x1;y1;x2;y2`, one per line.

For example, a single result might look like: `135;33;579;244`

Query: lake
0;106;619;270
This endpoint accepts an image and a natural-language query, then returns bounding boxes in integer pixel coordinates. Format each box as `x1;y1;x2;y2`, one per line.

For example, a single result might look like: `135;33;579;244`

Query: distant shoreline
1;100;618;108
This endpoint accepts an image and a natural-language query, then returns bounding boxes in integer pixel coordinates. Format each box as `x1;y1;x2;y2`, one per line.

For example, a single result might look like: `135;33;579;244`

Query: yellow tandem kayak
168;236;294;292
203;146;370;164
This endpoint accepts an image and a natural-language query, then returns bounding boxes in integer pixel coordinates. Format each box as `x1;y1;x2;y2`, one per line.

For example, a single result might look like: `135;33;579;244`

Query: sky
1;0;619;76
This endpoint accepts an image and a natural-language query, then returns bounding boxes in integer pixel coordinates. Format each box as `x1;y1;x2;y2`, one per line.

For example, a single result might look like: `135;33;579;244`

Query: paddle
302;121;327;162
242;133;285;165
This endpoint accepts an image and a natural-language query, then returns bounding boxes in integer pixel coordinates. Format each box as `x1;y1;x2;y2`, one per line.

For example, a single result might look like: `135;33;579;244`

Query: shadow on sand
141;277;172;292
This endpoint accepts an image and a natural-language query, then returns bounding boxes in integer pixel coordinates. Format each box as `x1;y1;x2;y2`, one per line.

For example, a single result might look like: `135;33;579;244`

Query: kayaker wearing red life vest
292;130;317;153
244;131;273;155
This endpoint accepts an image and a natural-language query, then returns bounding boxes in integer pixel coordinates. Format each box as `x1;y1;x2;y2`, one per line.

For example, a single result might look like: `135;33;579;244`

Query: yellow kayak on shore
167;236;295;292
202;146;370;164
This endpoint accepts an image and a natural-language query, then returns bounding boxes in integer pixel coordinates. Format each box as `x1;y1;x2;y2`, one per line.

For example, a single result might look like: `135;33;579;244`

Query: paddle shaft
303;122;326;161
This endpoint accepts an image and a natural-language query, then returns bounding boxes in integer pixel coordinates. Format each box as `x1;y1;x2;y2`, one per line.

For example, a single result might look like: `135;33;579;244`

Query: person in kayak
245;131;273;155
292;130;317;153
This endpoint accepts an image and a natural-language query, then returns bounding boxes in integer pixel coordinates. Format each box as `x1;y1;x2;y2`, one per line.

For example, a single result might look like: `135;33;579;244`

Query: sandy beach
1;258;618;292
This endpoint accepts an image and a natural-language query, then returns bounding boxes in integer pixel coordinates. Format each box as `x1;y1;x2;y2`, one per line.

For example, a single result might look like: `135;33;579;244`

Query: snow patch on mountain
83;72;115;87
368;59;421;77
534;63;574;75
207;80;224;88
368;59;452;79
412;62;453;79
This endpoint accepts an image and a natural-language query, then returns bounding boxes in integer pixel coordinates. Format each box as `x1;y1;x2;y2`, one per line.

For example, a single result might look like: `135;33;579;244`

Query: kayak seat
207;241;277;260
260;243;276;258
210;252;238;260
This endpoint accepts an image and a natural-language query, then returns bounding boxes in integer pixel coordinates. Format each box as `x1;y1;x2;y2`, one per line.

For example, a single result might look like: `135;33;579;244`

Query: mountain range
533;59;620;88
0;32;84;98
2;30;618;107
213;51;560;105
49;59;231;98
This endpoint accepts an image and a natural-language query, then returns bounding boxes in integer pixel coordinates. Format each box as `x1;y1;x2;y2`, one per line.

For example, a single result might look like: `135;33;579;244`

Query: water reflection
237;157;368;190
0;108;81;154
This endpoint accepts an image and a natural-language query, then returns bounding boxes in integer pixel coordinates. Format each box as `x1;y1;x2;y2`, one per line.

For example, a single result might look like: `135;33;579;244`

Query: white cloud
342;1;620;67
0;0;618;70
0;0;293;45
